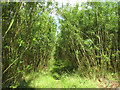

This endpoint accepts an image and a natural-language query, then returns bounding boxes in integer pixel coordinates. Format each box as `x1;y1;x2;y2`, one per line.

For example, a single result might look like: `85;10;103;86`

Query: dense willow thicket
54;2;119;77
2;2;57;87
2;1;120;88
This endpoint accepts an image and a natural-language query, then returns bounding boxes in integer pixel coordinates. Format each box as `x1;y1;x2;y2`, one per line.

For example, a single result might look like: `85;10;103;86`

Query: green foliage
2;1;119;88
2;2;57;87
55;1;119;77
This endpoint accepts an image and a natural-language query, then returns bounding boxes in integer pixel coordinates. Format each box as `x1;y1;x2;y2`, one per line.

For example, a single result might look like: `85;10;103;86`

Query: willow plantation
2;1;120;88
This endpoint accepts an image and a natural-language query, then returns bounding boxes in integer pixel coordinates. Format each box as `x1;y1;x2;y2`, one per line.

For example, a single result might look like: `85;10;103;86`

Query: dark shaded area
2;73;35;89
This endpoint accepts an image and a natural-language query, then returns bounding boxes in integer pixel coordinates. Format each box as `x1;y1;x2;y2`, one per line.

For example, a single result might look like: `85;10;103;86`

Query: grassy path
19;72;99;88
16;72;119;88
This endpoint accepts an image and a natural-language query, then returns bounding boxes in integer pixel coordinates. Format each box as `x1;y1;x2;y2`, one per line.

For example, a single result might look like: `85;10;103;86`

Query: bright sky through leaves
50;0;88;36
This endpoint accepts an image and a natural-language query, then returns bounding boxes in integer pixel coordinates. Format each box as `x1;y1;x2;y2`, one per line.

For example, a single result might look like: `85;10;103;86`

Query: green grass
21;72;99;88
12;69;119;88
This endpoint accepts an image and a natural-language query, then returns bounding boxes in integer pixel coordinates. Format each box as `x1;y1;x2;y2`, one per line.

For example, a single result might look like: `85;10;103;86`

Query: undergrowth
17;71;100;88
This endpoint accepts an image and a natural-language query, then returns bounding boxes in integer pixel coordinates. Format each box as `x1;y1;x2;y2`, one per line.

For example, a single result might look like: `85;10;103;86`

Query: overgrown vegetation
16;72;98;88
2;1;120;88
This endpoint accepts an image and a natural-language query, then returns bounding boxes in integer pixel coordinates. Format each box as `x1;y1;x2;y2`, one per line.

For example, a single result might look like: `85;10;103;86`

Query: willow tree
54;2;119;77
2;2;56;87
